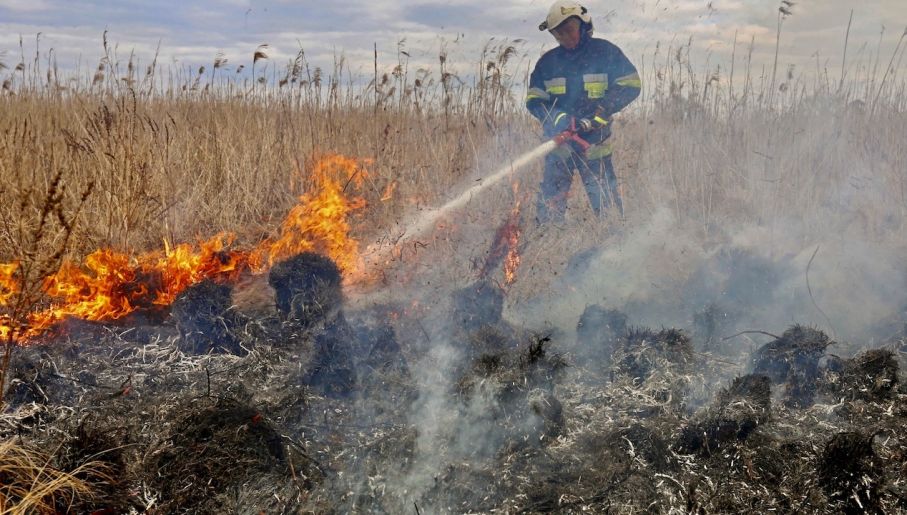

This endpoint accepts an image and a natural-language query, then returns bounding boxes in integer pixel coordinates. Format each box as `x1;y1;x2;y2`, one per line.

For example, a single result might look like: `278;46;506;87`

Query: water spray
362;125;589;272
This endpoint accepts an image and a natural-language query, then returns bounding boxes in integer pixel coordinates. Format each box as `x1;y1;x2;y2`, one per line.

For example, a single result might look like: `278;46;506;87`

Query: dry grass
1;36;905;263
0;440;108;514
0;92;529;255
0;41;533;258
0;34;904;347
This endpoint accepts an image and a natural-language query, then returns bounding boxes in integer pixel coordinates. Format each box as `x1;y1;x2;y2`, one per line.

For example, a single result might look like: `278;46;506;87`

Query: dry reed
0;440;108;514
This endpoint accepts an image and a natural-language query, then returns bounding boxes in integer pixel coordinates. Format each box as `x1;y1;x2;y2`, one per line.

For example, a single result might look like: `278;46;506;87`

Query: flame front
0;262;19;307
15;233;247;341
250;154;369;273
0;153;370;343
0;262;20;340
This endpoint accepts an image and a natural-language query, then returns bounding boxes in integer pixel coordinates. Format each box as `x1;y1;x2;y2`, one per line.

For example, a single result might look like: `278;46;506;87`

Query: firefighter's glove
577;118;594;133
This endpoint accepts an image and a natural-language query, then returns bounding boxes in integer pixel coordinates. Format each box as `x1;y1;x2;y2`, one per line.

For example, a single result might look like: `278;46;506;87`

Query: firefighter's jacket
526;36;640;158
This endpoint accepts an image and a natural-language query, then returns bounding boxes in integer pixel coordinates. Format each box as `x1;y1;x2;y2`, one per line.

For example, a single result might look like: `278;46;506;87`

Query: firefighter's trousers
536;140;622;224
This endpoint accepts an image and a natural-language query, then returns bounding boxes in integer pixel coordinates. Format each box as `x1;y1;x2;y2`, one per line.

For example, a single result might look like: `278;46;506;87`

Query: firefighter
527;0;641;224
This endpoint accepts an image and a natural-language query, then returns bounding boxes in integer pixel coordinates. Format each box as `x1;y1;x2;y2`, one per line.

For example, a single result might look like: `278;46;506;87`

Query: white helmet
538;0;593;32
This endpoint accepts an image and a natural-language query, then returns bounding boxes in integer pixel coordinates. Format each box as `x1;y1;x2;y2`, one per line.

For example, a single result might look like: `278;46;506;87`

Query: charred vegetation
171;279;246;356
614;327;694;383
2;37;907;510
675;373;771;456
456;336;568;448
817;431;884;514
752;324;832;408
2;255;907;512
822;348;899;402
145;396;319;513
268;251;343;329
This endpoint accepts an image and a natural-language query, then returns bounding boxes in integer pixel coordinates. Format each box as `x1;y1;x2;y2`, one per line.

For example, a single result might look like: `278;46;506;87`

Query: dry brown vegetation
0;439;110;513
0;42;531;259
1;36;905;267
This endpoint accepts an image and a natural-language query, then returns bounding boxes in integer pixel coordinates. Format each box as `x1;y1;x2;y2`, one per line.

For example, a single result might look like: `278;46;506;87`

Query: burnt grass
3;257;907;512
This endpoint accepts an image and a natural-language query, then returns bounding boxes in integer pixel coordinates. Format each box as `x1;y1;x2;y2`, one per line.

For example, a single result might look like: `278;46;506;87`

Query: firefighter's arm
526;66;570;136
580;48;641;122
601;50;641;117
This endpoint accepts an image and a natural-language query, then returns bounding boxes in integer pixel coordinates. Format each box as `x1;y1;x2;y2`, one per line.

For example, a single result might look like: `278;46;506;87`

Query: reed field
1;33;905;264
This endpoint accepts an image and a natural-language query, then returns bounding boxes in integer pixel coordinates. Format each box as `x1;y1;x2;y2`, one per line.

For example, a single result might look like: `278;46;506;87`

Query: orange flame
0;153;370;343
0;262;19;307
502;183;523;286
0;262;20;340
16;233;246;341
249;153;369;272
478;182;523;287
380;181;397;202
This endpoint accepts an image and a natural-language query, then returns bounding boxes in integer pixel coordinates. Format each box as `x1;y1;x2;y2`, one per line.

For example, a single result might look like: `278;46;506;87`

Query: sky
0;0;905;86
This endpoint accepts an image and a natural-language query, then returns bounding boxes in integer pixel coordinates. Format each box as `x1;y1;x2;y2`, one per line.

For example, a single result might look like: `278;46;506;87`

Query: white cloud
0;0;903;83
0;0;49;12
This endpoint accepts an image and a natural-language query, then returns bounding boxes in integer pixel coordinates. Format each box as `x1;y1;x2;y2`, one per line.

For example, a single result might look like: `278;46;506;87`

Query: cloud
0;0;903;83
0;0;49;12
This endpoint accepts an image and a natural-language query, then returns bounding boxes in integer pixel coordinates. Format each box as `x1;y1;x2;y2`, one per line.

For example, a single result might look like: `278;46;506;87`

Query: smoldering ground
4;199;907;513
511;207;907;356
331;163;907;511
347;94;907;510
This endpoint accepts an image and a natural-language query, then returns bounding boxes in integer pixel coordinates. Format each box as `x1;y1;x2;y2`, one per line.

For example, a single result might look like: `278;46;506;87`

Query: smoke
508;206;907;359
398;337;463;501
340;95;907;512
344;286;557;512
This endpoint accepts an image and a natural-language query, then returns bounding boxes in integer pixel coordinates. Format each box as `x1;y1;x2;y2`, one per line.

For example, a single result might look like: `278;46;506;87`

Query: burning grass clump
575;304;627;364
822;348;899;402
171;279;246;356
817;431;884;514
268;251;342;329
752;324;832;408
145;396;317;513
675;373;771;456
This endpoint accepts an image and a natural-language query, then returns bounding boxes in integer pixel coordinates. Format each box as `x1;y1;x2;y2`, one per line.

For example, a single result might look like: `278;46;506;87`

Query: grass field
1;34;905;336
